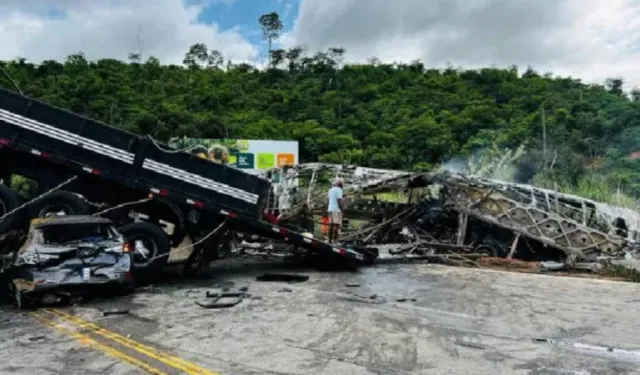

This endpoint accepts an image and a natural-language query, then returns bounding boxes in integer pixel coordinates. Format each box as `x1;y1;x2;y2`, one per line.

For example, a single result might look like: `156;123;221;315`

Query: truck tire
151;198;186;247
0;185;22;233
119;222;170;281
29;190;91;218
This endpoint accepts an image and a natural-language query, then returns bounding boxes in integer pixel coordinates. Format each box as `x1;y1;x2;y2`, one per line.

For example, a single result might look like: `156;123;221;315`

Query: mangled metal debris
197;291;246;309
256;163;640;274
255;274;309;283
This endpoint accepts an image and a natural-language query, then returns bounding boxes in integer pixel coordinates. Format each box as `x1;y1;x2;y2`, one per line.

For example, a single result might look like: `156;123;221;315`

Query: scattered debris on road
338;293;386;305
197;291;247;309
256;274;310;283
205;291;247;299
101;309;130;317
396;298;417;302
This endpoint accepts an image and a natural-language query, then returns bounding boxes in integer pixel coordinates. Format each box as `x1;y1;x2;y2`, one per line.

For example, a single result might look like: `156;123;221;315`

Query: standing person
327;178;345;243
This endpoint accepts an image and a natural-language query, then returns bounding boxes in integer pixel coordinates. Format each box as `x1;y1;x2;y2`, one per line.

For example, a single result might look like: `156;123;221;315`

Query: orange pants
320;216;330;237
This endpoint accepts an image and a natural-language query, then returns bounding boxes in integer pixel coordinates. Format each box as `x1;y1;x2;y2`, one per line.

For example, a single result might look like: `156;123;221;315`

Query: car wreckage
253;162;640;271
1;215;133;308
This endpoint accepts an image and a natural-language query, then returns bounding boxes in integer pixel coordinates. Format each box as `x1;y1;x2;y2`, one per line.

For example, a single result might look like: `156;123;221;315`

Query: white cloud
277;0;296;22
286;0;640;89
0;0;258;65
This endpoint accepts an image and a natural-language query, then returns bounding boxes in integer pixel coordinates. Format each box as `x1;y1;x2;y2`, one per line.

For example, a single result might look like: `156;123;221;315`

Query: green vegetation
1;12;640;206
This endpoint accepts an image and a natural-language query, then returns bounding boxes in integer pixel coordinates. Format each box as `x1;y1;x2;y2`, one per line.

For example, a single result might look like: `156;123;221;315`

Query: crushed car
1;215;133;308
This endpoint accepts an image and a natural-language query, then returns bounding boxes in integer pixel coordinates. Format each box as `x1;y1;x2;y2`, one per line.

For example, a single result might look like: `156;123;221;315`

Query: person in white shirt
327;178;344;243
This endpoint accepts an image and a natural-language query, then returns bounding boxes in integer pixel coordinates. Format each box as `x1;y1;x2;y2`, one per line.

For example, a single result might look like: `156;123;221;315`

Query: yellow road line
47;308;219;375
31;312;168;375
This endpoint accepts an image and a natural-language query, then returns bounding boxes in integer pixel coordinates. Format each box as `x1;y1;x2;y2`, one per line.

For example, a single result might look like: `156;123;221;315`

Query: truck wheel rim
476;245;498;257
129;236;158;267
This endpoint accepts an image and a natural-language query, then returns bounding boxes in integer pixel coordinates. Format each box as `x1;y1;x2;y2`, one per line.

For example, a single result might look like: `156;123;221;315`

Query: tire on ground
28;190;91;218
0;184;23;233
119;221;170;282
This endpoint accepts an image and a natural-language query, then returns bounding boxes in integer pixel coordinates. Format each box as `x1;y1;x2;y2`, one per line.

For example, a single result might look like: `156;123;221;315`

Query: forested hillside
1;41;640;204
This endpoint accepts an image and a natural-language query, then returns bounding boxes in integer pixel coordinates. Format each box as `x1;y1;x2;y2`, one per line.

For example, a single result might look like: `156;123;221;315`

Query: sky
0;0;639;89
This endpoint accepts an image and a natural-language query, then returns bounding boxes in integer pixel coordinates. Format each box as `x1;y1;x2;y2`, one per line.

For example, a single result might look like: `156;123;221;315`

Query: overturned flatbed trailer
0;88;373;280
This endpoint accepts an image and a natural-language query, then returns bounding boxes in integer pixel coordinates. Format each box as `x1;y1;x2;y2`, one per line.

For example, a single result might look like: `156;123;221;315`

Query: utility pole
542;106;547;168
137;25;144;61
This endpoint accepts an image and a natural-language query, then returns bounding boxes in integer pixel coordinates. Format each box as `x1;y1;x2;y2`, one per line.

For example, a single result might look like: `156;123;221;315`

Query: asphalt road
1;261;640;375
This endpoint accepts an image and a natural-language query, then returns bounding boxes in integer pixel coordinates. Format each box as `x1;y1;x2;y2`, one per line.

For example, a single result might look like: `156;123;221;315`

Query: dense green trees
1;38;639;204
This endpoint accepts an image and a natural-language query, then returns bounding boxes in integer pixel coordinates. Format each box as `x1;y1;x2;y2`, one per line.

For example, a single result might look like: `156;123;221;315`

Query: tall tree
270;49;286;68
183;43;209;69
207;50;224;69
285;46;305;72
605;77;625;97
258;12;283;67
328;47;345;68
631;87;640;102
